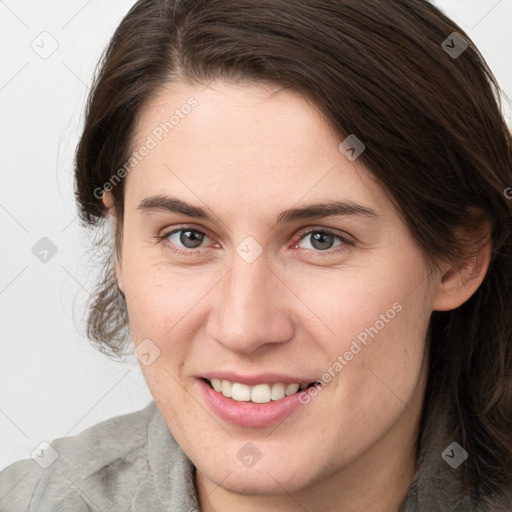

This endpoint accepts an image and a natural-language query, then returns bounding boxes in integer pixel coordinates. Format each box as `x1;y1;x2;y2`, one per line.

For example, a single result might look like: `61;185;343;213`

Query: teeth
252;383;273;403
271;383;285;401
207;379;311;403
232;383;251;401
221;380;232;398
285;383;300;396
211;378;222;392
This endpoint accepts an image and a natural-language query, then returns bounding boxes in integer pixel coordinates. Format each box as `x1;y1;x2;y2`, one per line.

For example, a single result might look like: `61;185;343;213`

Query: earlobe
102;190;114;210
431;234;491;312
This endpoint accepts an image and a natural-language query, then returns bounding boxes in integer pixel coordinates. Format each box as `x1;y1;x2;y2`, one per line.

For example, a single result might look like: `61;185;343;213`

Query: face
115;80;436;497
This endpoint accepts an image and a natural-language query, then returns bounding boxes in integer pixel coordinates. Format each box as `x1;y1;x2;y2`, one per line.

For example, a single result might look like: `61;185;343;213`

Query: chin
205;464;312;496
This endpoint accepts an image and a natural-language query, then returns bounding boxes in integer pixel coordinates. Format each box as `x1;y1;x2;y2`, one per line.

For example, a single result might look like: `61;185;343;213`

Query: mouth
201;377;320;404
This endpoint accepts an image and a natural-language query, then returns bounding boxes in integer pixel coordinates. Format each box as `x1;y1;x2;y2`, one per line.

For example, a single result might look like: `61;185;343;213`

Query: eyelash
156;225;353;258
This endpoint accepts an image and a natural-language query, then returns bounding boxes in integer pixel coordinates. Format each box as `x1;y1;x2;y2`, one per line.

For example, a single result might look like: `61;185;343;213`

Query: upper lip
200;371;318;386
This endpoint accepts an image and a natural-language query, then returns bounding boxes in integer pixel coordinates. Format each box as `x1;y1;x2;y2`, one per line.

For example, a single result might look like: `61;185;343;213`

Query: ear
431;214;491;311
102;191;125;294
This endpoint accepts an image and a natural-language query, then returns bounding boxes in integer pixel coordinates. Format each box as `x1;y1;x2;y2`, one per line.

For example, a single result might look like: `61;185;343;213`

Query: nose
206;251;295;354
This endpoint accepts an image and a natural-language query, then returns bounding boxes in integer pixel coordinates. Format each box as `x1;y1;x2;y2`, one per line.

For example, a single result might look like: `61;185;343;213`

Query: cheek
333;287;430;437
121;251;208;340
292;254;427;353
123;273;169;342
294;249;430;412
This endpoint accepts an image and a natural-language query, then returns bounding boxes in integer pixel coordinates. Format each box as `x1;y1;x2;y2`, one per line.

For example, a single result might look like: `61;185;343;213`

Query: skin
104;80;490;512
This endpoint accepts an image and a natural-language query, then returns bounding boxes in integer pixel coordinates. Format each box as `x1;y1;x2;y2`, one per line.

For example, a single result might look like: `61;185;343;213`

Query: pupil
181;230;204;248
311;232;333;250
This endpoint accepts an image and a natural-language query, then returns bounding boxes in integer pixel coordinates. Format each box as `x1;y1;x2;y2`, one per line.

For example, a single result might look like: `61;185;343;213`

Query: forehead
125;80;387;215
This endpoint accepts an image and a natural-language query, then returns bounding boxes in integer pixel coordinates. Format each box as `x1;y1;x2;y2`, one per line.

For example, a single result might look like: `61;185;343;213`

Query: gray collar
131;404;200;511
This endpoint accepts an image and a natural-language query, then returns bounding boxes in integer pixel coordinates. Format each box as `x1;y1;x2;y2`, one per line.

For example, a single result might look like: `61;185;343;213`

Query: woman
1;0;511;510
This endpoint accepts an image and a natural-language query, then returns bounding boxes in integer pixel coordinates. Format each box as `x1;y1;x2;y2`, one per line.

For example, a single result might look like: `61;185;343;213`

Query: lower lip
197;378;305;428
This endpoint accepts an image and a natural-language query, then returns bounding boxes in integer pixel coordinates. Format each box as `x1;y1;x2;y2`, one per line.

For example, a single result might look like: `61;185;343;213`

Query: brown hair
74;0;512;499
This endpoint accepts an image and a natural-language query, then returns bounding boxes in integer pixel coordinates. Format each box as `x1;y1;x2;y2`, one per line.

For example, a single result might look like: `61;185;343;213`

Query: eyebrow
137;194;379;224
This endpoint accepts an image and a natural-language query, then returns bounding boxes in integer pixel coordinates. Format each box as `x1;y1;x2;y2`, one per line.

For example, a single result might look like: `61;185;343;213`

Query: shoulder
0;401;157;512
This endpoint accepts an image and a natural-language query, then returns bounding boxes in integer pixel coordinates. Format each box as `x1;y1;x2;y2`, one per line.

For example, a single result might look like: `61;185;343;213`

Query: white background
1;0;511;471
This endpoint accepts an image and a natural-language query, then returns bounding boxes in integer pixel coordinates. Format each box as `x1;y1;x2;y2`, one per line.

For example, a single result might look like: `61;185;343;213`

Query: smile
204;378;319;403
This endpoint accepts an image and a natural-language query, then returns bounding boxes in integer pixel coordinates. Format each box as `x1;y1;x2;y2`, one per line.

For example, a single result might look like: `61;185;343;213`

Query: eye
295;229;352;253
157;225;352;257
159;226;212;254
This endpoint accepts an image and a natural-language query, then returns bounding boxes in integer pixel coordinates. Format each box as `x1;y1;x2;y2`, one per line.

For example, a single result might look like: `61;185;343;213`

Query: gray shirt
0;400;510;511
